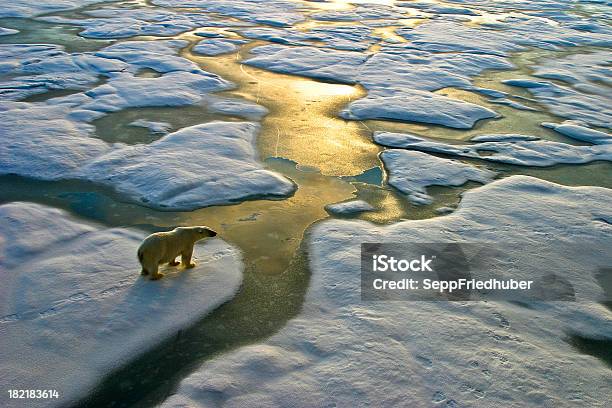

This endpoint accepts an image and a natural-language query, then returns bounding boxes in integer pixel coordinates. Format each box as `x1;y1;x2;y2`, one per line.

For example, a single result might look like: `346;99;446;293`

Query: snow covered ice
381;150;497;204
192;38;246;56
0;39;295;210
162;176;612;408
80;122;297;210
0;202;244;408
325;200;375;215
0;0;108;18
373;131;612;167
0;109;295;210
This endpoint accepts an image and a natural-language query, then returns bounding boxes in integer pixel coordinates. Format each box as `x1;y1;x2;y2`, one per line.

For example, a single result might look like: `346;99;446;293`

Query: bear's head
195;226;217;237
175;226;218;239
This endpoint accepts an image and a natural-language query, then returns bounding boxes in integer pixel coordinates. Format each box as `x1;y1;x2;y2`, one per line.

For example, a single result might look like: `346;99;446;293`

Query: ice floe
503;78;612;129
203;95;269;120
373;131;612;167
488;98;537;111
38;7;225;39
245;44;511;91
245;44;367;84
0;0;107;18
0;109;295;209
341;89;497;128
161;176;612;407
311;5;409;23
245;45;505;127
0;39;288;210
325;200;375;215
93;40;200;74
0;102;109;179
192;38;246;56
56;70;231;113
532;50;612;87
396;19;612;55
508;50;612;129
0;44;126;100
80;122;296;210
0;27;18;36
0;41;231;104
129;119;173;135
152;0;306;27
542;121;611;144
0;202;243;408
405;2;480;16
0;40;267;117
381;150;496;204
238;25;377;52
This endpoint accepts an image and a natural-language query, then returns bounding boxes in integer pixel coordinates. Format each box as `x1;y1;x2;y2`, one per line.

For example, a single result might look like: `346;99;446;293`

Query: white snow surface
325;200;375;215
503;78;612;130
161;176;612;408
0;0;107;18
513;50;612;129
203;95;269;120
244;44;367;84
0;102;108;179
0;39;289;210
245;44;512;90
532;50;612;87
80;121;296;210
0;41;243;113
311;5;409;22
373;131;612;167
238;25;377;51
129;119;173;134
39;9;216;39
341;89;497;128
0;110;295;209
381;150;496;204
152;0;306;27
192;38;246;56
542;121;612;145
396;19;612;56
0;40;265;120
245;45;505;128
0;27;18;36
0;43;127;100
0;202;244;408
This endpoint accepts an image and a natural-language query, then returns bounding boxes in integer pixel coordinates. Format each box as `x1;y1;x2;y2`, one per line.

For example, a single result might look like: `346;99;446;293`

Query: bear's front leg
168;257;180;266
148;263;164;280
150;270;165;280
181;247;196;268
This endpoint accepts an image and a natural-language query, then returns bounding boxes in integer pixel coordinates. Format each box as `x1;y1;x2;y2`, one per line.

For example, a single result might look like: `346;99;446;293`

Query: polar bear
137;226;217;280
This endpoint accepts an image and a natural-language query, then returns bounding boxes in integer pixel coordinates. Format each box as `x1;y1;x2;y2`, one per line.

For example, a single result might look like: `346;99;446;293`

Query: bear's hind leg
141;268;149;276
181;247;196;268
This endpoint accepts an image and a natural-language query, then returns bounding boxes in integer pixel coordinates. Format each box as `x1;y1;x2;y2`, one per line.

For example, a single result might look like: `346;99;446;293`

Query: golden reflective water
184;40;379;176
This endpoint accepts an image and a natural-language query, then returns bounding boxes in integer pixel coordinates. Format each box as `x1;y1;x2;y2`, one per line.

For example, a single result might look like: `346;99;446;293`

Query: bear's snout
210;230;218;237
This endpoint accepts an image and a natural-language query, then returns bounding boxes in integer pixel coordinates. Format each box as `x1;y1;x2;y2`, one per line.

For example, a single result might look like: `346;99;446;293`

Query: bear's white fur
137;226;217;280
